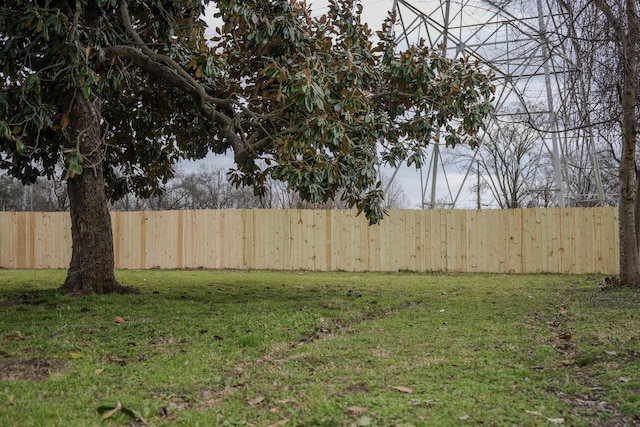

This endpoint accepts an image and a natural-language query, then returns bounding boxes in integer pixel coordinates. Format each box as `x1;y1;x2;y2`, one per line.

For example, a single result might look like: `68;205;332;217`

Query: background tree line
450;103;621;209
0;168;408;212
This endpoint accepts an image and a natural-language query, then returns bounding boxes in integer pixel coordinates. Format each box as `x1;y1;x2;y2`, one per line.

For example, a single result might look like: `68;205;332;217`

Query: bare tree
109;194;148;211
451;104;551;209
30;179;69;211
110;167;267;211
480;118;543;208
268;172;409;210
0;174;27;211
381;174;410;209
177;167;266;209
0;172;69;211
551;0;640;285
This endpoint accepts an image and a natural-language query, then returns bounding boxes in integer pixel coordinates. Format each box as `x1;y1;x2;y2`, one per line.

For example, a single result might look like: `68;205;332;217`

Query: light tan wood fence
0;208;619;274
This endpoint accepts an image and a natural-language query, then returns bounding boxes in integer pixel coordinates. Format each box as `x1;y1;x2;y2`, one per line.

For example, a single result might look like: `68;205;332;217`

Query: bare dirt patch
0;358;65;381
0;297;33;307
344;382;370;394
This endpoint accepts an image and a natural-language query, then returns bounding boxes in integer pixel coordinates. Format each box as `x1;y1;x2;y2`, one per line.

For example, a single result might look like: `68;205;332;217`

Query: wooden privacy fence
0;207;619;274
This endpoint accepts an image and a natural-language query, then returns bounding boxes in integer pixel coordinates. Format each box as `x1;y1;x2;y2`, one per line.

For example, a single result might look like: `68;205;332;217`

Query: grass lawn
0;270;639;426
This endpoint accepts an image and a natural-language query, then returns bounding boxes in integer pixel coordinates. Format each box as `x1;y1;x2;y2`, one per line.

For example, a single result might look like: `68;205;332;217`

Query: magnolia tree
0;0;494;295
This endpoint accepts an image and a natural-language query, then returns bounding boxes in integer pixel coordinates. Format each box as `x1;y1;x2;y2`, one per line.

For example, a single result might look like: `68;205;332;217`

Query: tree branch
592;0;627;44
111;0;268;164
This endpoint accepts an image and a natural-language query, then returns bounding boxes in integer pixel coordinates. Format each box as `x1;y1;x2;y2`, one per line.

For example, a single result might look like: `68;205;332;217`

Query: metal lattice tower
387;0;605;208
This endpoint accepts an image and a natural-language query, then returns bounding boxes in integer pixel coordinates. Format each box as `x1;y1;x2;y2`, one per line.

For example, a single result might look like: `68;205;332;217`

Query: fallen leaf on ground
94;368;104;375
69;352;83;359
547;418;565;424
100;402;122;420
114;316;126;324
347;406;369;414
247;396;265;406
269;419;289;426
391;386;414;393
558;333;575;340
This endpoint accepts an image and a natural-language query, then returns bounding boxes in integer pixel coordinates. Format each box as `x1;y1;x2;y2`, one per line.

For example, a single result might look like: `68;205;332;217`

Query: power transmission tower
388;0;604;208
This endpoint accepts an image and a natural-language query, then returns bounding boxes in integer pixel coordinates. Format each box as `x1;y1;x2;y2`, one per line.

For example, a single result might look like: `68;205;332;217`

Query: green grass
0;270;638;426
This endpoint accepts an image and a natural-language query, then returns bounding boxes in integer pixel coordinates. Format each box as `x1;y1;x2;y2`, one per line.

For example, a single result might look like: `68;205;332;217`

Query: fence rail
0;208;619;274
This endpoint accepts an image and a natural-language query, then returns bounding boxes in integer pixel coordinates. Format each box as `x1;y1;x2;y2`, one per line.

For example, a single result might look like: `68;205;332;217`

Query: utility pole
477;161;481;210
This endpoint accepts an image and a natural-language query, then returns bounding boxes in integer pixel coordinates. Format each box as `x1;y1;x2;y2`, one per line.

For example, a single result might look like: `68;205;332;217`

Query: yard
0;270;638;426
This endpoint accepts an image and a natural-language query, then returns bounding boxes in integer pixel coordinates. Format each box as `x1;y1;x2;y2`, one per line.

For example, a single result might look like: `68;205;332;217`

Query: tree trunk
618;0;640;287
592;0;640;286
60;94;138;295
617;34;639;285
619;176;640;286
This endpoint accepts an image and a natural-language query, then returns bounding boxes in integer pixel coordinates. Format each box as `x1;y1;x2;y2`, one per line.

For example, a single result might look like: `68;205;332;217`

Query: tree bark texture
593;0;640;286
60;94;137;295
617;0;640;287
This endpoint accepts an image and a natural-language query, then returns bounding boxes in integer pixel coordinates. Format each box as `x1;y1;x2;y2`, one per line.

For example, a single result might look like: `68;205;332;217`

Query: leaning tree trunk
60;94;137;295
